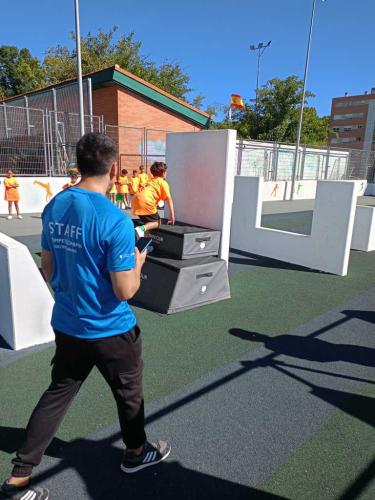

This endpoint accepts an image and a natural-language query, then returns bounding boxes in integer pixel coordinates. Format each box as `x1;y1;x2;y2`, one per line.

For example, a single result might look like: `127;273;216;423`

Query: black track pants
11;326;146;477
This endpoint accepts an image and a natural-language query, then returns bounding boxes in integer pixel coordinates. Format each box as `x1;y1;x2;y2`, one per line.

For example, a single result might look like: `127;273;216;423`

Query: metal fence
105;125;169;172
236;139;375;182
1;102;374;182
0;103;102;176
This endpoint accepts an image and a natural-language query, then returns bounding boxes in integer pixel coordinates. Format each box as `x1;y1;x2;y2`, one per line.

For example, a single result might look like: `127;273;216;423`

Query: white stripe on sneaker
143;451;152;463
20;491;36;500
146;451;156;463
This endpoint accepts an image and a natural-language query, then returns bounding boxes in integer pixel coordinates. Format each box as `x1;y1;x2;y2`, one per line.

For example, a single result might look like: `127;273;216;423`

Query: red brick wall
92;86;118;125
92;84;204;169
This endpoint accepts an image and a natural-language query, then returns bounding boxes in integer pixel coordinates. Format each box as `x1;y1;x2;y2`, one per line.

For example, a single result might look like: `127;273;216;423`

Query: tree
191;93;205;109
0;46;45;98
210;75;329;146
43;27;191;100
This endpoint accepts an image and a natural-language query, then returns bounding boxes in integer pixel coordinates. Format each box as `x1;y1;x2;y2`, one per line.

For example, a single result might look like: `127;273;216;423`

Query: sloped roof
1;65;210;128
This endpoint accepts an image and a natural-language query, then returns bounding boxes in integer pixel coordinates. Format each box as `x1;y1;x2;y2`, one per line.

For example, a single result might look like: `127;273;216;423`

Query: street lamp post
250;41;271;108
290;0;325;200
74;0;85;137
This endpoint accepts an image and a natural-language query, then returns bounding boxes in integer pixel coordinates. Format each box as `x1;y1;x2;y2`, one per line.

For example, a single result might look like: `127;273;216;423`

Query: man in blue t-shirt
1;134;171;500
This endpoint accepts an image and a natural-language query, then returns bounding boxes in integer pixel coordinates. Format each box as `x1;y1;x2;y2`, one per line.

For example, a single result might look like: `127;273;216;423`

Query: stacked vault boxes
134;223;231;314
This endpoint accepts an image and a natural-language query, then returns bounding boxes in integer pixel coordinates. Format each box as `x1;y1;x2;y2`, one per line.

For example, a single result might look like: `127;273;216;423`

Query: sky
1;0;375;118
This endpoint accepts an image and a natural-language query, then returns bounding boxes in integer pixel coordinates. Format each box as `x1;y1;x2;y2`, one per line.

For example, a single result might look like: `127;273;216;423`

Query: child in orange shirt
132;162;175;238
4;169;22;219
129;170;140;195
116;169;130;209
138;165;149;188
62;172;79;190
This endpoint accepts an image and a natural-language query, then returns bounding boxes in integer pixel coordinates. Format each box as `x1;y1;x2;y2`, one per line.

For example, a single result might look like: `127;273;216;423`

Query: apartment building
329;88;375;150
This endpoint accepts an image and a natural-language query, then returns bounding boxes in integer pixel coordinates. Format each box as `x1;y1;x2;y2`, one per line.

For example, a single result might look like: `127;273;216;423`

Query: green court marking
261;213;312;235
262;381;375;500
1;250;374;479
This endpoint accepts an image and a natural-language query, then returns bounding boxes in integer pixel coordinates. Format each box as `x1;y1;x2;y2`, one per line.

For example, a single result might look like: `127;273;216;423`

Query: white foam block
0;232;54;350
166;129;237;264
351;206;375;252
230;177;357;276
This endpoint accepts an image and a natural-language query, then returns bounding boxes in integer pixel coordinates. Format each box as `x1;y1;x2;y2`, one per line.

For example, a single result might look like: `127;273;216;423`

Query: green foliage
43;26;191;99
0;27;192;102
191;93;205;109
210;75;329;147
0;46;45;98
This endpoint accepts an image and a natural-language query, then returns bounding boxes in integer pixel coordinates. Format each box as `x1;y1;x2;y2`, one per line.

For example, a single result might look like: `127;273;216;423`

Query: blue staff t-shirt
41;186;137;339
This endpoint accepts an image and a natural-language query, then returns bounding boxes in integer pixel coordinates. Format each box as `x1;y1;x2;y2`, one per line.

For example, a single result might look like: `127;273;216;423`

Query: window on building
335;100;370;108
333;113;364;120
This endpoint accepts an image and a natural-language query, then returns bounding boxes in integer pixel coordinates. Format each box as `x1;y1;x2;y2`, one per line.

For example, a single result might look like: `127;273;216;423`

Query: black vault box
149;222;221;259
134;255;230;314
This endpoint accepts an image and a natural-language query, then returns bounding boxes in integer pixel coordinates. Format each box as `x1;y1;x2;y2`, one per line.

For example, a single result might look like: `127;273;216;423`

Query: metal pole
290;0;316;200
87;78;93;132
24;96;31;136
256;49;261;108
3;104;9;139
74;0;85;137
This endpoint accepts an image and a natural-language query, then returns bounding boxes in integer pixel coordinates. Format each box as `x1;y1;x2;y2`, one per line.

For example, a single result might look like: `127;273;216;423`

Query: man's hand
135;247;147;268
110;247;147;301
167;215;175;225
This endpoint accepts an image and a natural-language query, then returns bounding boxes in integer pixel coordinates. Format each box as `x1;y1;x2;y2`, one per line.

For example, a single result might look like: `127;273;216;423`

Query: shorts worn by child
132;162;175;238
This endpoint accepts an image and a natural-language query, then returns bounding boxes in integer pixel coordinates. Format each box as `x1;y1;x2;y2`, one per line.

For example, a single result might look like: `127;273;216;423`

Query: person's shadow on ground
229;310;375;368
0;426;286;500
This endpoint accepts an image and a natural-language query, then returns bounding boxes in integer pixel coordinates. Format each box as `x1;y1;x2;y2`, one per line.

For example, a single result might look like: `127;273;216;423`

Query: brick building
0;65;210;174
329;88;375;151
91;65;210;169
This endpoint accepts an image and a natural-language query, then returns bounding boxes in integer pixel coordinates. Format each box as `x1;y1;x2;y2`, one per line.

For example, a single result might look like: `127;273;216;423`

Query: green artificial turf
1;248;375;480
262;380;375;500
261;212;313;235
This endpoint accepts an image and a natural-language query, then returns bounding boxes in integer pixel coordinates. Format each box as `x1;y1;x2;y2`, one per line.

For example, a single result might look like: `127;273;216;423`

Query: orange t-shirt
132;177;170;215
4;177;20;201
139;173;149;186
117;175;129;194
129;176;140;195
62;180;78;190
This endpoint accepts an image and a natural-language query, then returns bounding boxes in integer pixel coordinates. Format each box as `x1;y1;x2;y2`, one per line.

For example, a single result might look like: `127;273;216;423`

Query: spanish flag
230;94;245;109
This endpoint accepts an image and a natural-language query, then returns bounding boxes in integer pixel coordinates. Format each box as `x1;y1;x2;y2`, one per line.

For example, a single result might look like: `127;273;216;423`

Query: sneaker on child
121;440;171;473
135;225;146;239
0;481;49;500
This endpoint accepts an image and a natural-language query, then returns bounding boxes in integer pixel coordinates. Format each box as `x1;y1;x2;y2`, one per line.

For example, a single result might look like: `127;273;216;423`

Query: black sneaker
121;440;171;473
0;481;49;500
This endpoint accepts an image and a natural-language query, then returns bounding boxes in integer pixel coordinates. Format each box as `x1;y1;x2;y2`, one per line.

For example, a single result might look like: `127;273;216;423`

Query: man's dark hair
150;162;167;178
76;133;117;176
121;169;128;175
133;170;138;175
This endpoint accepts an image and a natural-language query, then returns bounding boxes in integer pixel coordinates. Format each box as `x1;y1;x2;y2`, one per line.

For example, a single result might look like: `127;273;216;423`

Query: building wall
329;91;375;150
91;85;203;169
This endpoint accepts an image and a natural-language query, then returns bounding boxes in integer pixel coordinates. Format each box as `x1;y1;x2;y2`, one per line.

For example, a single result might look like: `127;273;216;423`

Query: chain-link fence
0;104;48;175
0;103;102;176
106;125;170;173
236;139;375;182
1;101;374;182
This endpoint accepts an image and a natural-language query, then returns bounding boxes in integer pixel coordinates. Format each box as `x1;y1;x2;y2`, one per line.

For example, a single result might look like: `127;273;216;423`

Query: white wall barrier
0;232;54;350
262;179;367;201
0;177;71;215
230;177;357;276
166;129;237;264
351;206;375;252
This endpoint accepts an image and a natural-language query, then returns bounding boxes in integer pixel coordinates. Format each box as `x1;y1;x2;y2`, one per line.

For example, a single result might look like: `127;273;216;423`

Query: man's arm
110;248;147;301
166;196;175;225
41;249;53;283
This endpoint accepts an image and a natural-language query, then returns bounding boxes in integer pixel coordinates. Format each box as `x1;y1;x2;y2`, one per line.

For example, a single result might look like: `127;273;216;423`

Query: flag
230;94;245;109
